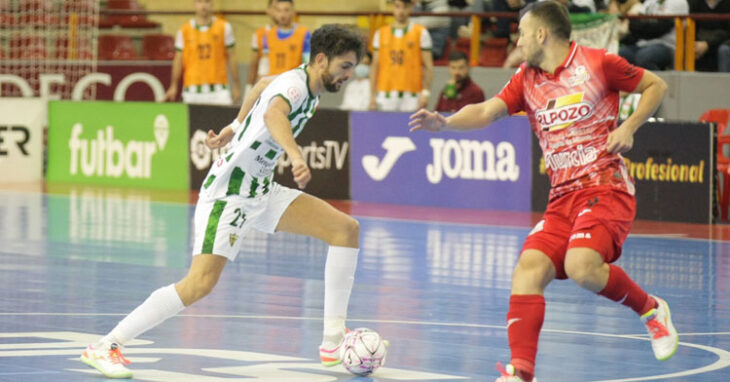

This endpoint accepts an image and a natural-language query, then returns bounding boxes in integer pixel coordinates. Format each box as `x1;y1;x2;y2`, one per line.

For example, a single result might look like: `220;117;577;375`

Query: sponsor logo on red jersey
535;92;594;132
544;144;598;171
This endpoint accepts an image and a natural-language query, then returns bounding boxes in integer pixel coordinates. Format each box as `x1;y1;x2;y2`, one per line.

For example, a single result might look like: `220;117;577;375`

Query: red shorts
522;187;636;279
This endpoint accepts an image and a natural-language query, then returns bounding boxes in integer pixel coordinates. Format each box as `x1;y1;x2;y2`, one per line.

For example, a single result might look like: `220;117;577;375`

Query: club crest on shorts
229;233;239;246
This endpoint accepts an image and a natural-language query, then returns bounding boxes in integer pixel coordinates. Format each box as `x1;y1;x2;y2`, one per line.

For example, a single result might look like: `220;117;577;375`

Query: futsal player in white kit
80;24;365;378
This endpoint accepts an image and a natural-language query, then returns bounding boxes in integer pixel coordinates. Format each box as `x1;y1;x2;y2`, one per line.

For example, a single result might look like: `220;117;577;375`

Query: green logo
48;101;189;190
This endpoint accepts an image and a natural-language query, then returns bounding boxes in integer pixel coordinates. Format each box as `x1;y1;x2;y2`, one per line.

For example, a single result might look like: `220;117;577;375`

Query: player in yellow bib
369;0;434;112
261;0;311;76
80;24;369;379
165;0;241;105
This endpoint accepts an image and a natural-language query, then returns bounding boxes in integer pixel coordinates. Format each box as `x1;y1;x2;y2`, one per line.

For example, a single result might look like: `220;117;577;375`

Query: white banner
571;14;621;54
0;98;45;182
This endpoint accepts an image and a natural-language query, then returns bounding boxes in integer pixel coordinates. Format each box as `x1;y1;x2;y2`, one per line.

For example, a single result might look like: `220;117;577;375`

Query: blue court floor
0;185;728;381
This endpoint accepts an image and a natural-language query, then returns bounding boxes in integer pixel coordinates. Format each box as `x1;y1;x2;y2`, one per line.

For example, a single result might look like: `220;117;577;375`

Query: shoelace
108;346;131;365
496;362;513;377
646;318;670;339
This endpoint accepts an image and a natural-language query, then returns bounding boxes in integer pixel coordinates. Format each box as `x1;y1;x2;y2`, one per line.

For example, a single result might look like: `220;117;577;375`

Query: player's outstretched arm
607;70;667;153
264;97;311;189
205;76;276;150
408;97;509;133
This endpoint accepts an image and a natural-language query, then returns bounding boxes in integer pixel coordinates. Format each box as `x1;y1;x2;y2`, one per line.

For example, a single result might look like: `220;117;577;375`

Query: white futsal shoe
494;362;537;382
641;295;679;361
80;342;132;379
320;327;350;366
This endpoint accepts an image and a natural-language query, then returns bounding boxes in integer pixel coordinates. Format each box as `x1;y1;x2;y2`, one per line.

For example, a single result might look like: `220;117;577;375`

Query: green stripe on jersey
203;174;216;189
202;200;227;254
249;177;259;198
237;109;254;140
226;167;245;196
292;118;306;136
262;176;271;195
237;97;262;141
289;103;303;121
250;141;261;149
264;149;277;160
288;94;311;121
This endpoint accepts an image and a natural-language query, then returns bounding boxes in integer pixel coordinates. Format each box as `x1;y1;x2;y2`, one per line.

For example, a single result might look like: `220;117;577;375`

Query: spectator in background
413;0;451;60
340;52;372;111
435;51;485;112
493;0;534;38
165;0;241;105
722;43;730;72
370;0;434;112
448;0;475;39
607;0;642;41
262;0;311;76
607;0;642;16
248;0;278;90
619;0;689;70
689;0;730;72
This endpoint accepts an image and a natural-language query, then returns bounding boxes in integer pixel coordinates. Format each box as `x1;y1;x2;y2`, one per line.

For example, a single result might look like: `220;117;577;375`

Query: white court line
2;313;729;380
3;312;730;334
593;337;730;382
2;313;730;337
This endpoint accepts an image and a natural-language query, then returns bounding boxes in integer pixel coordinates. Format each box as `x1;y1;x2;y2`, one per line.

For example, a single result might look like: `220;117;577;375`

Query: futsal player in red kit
408;1;678;381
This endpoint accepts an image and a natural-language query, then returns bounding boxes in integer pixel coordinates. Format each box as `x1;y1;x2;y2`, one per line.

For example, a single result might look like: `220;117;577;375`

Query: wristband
230;117;242;131
420;89;431;98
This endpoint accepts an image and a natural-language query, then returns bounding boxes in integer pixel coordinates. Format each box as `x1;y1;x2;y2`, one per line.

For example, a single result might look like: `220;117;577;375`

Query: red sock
598;264;657;315
507;294;545;381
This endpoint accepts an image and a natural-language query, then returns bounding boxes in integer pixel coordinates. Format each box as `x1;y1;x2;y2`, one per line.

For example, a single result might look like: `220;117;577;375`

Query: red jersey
497;42;644;200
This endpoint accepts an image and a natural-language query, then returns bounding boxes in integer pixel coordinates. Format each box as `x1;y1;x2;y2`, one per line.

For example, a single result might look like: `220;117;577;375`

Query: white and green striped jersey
201;65;319;199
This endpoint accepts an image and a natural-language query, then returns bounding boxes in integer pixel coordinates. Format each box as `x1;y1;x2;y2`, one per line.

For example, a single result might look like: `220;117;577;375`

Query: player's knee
512;255;553;291
514;259;551;280
179;272;220;304
344;217;360;238
330;216;360;247
564;258;600;287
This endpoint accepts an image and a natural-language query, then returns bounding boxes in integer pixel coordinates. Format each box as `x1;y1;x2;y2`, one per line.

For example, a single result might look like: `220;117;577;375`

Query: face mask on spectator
355;64;370;78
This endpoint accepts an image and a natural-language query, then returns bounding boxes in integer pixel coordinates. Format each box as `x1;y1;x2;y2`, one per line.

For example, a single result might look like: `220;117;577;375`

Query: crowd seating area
94;0;175;61
0;0;175;61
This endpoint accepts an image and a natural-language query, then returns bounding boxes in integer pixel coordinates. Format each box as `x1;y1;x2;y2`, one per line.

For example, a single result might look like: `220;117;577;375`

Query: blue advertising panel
350;112;533;211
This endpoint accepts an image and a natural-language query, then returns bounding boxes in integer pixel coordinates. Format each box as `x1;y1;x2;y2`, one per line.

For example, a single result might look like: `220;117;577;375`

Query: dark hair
522;0;571;41
365;51;373;62
448;51;468;63
310;24;364;62
392;0;413;4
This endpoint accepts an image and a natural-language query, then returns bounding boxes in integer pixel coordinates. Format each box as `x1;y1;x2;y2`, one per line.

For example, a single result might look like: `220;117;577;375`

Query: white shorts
376;91;420;112
192;182;302;260
182;86;233;105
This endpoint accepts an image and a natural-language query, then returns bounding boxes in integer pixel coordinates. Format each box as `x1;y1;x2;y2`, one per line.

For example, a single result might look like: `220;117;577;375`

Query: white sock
322;246;359;344
99;283;185;347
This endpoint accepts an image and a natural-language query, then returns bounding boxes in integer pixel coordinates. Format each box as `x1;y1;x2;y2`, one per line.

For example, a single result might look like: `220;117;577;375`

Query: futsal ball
339;327;387;376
